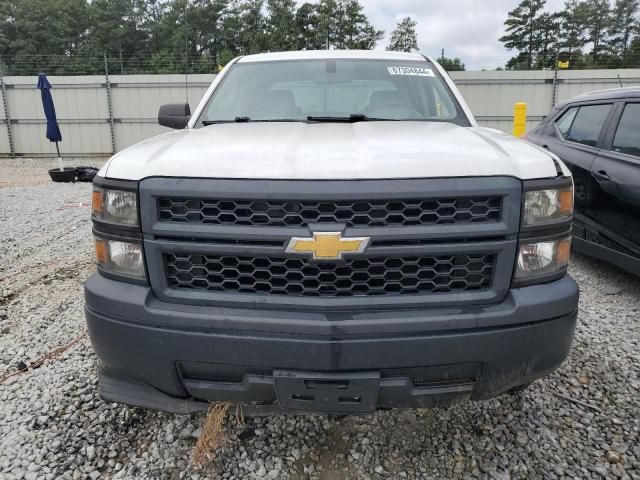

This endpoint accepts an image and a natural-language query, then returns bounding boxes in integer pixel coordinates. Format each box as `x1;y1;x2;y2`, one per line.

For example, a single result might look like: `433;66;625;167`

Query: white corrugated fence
1;69;639;159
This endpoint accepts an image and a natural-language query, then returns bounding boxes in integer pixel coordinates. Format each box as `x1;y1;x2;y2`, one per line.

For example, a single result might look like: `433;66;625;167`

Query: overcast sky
310;0;569;70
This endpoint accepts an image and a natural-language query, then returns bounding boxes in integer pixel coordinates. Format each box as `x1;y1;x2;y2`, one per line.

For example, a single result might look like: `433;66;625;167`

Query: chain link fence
0;53;222;77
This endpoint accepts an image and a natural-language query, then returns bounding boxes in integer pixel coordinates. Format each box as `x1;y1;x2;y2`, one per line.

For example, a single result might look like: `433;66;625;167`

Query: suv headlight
92;187;138;225
523;186;573;226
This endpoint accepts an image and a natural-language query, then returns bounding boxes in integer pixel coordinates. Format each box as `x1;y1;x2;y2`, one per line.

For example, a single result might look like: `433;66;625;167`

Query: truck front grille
158;197;502;228
164;252;495;297
142;177;520;307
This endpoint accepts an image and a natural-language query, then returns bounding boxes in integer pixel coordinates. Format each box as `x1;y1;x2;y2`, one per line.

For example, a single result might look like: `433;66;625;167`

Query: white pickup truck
86;50;579;415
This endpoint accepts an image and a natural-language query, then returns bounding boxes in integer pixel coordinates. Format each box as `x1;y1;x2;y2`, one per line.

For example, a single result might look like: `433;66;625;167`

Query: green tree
1;0;89;74
387;17;418;52
145;0;206;74
295;2;323;49
196;0;227;70
266;0;298;51
240;0;267;54
86;0;149;72
628;36;640;64
0;0;387;75
315;0;338;49
607;0;639;63
0;0;14;61
140;0;168;55
314;0;383;50
220;0;266;56
534;12;562;68
337;0;384;49
500;0;547;69
353;24;385;49
558;0;589;63
582;0;610;60
501;0;640;69
438;55;465;71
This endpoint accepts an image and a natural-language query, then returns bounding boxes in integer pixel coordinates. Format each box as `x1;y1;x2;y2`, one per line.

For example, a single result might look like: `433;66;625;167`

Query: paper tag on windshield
387;66;435;77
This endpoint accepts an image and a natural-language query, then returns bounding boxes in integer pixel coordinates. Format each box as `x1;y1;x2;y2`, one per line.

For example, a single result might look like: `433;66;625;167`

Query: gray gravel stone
1;159;639;479
607;451;622;464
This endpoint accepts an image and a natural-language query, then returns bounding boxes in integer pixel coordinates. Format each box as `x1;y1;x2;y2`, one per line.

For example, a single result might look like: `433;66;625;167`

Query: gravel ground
1;158;639;480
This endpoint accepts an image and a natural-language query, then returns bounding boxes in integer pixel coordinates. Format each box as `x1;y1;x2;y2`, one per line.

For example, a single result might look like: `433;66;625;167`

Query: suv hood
102;122;561;181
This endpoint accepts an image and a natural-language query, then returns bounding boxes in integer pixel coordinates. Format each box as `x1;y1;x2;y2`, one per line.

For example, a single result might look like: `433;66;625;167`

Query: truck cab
86;50;579;415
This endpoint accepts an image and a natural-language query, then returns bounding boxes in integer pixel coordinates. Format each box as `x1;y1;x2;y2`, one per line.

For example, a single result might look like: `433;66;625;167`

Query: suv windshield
197;59;468;125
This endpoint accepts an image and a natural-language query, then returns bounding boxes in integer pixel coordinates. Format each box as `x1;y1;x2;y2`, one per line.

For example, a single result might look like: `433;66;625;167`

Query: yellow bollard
513;102;527;137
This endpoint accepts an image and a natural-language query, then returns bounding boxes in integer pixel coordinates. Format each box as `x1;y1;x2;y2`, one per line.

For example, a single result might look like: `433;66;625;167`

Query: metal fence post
104;54;116;155
551;57;559;108
0;63;16;158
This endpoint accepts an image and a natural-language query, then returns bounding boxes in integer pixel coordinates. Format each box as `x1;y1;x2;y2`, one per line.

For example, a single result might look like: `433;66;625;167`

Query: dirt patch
0;260;93;306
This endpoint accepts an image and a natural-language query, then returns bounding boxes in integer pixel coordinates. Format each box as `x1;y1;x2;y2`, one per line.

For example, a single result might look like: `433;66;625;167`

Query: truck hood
102;122;561;181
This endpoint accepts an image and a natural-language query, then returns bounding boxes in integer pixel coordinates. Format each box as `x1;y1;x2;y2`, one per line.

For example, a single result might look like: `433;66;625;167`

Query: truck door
593;102;640;206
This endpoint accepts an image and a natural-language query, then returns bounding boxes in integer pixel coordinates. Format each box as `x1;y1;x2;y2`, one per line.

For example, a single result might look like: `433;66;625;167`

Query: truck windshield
196;59;469;126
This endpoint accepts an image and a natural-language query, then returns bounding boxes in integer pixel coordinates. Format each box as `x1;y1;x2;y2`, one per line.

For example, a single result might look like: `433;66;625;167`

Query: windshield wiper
307;114;397;123
202;117;301;125
202;115;397;125
202;117;252;125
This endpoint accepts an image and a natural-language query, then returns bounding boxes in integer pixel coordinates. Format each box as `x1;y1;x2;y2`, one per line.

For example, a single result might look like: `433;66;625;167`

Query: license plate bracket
273;370;380;414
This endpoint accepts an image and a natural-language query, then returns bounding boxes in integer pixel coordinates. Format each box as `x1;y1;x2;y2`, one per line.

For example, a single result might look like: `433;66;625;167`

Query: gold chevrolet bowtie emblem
286;232;370;260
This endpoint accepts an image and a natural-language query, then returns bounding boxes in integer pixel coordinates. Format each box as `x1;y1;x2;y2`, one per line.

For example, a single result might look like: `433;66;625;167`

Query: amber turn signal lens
94;238;108;266
92;189;103;216
556;237;572;264
558;188;574;215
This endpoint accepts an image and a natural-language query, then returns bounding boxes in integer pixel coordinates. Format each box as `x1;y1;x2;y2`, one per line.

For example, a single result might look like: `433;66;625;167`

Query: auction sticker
387;66;435;77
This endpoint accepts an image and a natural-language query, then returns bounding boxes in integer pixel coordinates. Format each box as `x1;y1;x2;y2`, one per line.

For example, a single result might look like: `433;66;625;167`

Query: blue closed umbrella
37;73;64;170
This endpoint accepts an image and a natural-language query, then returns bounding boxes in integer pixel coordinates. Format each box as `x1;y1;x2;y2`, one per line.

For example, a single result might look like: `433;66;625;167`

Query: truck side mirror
158;103;191;129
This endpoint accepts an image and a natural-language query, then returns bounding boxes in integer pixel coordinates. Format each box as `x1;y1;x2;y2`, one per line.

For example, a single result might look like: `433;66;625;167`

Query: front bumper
85;273;578;414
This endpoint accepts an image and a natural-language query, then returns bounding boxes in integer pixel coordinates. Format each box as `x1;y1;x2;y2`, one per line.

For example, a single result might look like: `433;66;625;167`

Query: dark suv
525;87;640;276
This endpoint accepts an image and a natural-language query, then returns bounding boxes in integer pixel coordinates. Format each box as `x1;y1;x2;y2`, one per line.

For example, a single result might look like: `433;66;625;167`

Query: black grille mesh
158;197;501;228
164;253;494;297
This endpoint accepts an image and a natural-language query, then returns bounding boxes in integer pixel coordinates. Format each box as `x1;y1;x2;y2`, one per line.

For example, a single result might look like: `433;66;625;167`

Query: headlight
94;237;145;278
515;236;571;282
523;186;573;226
92;187;138;225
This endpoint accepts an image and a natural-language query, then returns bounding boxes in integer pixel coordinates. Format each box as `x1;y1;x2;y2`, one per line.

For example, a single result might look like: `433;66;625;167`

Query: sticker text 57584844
387;66;435;77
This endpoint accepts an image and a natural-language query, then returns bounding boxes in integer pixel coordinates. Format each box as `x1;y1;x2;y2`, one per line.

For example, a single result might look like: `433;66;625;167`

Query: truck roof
237;50;430;63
